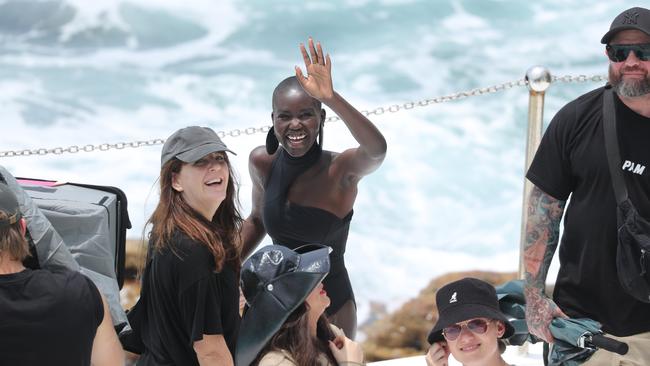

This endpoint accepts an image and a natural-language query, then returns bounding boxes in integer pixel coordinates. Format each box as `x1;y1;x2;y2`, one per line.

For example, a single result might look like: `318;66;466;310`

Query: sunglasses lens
442;319;490;341
442;325;462;341
607;44;650;62
467;319;489;334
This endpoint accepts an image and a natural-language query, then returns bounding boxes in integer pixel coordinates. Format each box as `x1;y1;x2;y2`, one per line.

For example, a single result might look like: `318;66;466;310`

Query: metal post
518;66;551;356
519;65;552;279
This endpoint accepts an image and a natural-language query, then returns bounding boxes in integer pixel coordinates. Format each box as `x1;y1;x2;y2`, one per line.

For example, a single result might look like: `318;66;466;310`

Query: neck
0;255;26;275
308;314;319;339
619;94;650;118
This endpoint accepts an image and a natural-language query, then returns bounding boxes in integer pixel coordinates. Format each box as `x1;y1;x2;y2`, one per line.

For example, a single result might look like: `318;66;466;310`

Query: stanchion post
518;65;551;356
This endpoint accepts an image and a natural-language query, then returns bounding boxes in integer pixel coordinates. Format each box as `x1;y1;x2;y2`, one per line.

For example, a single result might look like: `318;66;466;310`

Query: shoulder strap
602;87;628;204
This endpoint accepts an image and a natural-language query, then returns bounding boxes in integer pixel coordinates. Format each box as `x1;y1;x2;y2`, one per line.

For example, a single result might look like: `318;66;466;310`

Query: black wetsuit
263;144;355;316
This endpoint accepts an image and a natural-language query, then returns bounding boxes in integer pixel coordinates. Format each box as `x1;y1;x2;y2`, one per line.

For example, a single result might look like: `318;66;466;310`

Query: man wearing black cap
523;6;650;365
0;181;124;366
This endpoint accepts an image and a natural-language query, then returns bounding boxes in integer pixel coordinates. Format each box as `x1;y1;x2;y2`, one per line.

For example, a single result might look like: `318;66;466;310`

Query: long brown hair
253;303;337;366
146;154;243;271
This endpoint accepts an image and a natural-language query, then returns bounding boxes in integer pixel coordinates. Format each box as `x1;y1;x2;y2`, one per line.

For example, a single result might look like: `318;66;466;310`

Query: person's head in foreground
601;7;650;99
236;244;364;366
0;181;28;265
426;278;514;366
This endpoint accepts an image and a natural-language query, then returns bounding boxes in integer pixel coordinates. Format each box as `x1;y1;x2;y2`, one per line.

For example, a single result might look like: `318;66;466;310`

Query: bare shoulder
249;145;276;181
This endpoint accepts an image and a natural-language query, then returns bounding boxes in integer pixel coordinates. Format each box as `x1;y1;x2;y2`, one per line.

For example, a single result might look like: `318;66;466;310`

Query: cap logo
623;11;639;25
449;291;458;303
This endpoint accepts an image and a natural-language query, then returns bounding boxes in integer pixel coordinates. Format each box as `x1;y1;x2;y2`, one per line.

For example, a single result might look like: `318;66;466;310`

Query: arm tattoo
523;185;566;293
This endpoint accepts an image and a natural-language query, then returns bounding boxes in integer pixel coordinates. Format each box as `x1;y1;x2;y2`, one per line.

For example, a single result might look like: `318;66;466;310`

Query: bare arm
91;295;125;366
523;184;568;343
193;334;234;366
295;38;387;179
240;147;269;259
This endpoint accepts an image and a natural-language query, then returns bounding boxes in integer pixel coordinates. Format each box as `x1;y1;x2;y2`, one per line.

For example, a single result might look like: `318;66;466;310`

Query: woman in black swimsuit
241;38;387;339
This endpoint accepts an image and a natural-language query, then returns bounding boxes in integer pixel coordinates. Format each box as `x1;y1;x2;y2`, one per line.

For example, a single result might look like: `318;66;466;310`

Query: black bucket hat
160;126;236;167
601;7;650;44
0;182;22;228
427;277;515;344
236;244;331;366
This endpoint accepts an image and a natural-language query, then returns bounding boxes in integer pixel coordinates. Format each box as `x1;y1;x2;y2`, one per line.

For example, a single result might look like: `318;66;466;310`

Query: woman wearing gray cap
236;244;364;366
129;126;243;366
425;278;514;366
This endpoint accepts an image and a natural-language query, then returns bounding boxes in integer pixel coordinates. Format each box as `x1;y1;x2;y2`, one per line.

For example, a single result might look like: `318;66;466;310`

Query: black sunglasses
606;43;650;62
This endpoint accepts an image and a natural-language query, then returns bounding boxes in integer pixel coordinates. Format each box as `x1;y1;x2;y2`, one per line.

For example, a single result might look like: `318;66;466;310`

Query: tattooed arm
523;185;568;343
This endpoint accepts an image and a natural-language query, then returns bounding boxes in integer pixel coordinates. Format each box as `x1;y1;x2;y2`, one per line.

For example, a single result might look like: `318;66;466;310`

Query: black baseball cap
160;126;236;167
601;7;650;44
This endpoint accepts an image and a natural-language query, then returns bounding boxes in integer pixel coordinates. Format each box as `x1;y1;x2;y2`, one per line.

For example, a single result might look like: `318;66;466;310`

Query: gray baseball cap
0;182;22;228
161;126;236;167
601;7;650;44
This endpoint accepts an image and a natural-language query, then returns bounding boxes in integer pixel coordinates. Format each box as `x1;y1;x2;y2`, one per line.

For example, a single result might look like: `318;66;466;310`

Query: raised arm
240;147;270;259
295;38;387;179
523;185;568;343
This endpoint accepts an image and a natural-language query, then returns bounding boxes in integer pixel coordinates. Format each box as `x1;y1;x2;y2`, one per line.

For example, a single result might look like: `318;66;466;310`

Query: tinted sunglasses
442;318;491;341
606;44;650;62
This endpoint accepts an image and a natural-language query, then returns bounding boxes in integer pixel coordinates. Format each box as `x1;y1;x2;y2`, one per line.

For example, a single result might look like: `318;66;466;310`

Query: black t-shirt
527;87;650;336
0;268;103;366
138;231;240;366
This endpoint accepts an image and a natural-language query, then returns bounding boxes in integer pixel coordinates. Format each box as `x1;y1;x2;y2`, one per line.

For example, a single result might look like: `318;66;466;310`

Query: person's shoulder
573;86;605;108
249;145;276;179
550;86;605;130
258;349;296;366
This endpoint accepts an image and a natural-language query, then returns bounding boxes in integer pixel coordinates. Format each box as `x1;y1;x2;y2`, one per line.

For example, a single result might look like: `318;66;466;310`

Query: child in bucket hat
426;278;514;366
236;244;365;366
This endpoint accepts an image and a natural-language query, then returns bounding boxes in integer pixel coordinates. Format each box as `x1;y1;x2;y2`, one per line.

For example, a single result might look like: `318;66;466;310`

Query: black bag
602;88;650;302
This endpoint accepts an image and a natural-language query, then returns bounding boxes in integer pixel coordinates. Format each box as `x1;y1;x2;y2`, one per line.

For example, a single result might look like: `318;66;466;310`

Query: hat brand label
623;11;639;25
449;292;458;303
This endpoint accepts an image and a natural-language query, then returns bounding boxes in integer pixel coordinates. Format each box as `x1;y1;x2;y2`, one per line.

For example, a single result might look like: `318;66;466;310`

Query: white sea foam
0;0;640;324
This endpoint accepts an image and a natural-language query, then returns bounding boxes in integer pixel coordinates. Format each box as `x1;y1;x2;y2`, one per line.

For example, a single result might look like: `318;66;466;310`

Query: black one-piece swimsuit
262;144;355;316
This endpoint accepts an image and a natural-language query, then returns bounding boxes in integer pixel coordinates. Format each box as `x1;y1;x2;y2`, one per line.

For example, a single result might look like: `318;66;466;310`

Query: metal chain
0;74;607;159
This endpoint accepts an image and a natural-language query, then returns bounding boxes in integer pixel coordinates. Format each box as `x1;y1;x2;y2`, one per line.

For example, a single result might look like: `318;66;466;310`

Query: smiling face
171;152;230;221
272;84;324;157
445;318;505;366
608;30;650;98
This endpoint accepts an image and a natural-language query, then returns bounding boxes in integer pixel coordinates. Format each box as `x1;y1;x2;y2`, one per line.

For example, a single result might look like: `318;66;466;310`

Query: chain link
0;74;607;159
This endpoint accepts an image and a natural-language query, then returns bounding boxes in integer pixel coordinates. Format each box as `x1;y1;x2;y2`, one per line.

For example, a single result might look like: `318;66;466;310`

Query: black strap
602;88;629;204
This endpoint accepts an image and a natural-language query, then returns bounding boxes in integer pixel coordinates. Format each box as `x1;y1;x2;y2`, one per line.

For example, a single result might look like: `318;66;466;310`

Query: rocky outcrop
361;271;517;362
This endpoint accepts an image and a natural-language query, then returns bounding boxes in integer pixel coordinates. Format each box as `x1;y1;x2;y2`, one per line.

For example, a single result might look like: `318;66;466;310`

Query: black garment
138;231;240;366
527;87;650;336
0;268;103;366
263;144;355;315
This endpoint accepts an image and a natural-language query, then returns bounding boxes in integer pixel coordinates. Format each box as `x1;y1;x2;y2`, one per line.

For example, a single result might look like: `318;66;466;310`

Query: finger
299;43;311;69
295;66;305;80
308;37;319;64
326;54;332;72
316;42;325;65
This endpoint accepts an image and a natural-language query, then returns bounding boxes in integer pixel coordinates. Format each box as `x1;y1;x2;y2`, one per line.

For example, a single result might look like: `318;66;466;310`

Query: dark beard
609;64;650;97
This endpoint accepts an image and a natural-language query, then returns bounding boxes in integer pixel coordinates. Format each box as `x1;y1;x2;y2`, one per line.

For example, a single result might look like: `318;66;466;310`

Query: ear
171;172;183;192
19;218;27;237
320;108;326;122
495;321;506;338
